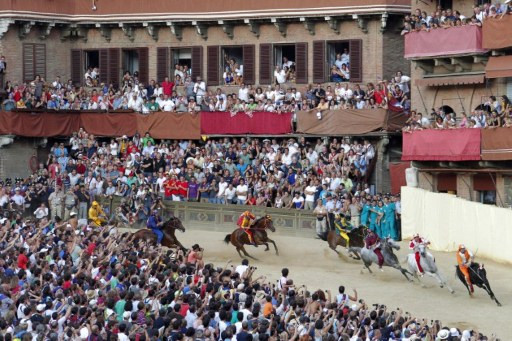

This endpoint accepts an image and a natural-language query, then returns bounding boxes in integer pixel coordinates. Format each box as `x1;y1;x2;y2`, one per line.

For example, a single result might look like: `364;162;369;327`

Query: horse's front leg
264;243;270;251
268;238;279;255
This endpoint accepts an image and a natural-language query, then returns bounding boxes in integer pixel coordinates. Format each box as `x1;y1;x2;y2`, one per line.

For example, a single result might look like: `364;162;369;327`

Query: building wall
0;19;408;87
0;139;37;179
382;16;410;81
409;64;509;115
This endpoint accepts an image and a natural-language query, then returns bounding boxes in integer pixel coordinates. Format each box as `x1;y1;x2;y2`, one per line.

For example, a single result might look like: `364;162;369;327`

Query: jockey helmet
459;244;466;251
413;233;420;238
92;201;99;207
243;210;251;216
152;210;159;216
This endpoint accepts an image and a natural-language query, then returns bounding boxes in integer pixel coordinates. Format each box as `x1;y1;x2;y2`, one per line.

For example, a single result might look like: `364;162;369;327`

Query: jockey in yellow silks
237;210;256;244
88;201;107;226
334;213;352;248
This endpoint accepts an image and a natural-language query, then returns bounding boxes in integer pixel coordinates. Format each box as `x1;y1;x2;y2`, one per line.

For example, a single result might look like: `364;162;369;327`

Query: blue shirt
147;215;161;229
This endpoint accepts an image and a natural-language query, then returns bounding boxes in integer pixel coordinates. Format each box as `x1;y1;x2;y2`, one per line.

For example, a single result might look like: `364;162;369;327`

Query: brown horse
224;215;278;259
325;225;369;259
130;216;186;250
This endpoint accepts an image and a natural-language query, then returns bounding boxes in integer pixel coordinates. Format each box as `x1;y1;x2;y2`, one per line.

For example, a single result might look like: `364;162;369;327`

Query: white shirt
236;184;248;201
110;142;119;156
341;53;350;65
292;196;304;208
235;264;249;277
12;194;25;206
305;185;316;202
162;99;175;112
274;70;287;84
225;187;236;200
218;181;228;197
194;81;206;96
34;207;49;219
238;87;249;102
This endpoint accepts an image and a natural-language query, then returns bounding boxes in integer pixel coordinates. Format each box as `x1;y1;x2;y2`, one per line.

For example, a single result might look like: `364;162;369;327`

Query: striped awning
415;74;485;87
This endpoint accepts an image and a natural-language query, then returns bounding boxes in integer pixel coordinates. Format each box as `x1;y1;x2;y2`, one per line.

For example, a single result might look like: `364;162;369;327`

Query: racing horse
350;237;413;281
325;225;369;259
224;215;278;260
407;244;454;293
456;262;501;306
130;216;186;250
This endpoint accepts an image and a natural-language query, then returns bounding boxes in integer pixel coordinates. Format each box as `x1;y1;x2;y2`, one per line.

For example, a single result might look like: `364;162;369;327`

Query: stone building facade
0;0;410;89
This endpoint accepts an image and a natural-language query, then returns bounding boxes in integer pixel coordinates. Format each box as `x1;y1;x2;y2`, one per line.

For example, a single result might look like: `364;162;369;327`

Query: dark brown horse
130;216;186;250
325;225;369;259
224;215;278;259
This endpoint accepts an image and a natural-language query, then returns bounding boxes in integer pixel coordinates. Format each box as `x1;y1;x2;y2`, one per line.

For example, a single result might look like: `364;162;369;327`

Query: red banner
389;162;410;194
404;25;486;59
402;129;481;161
200;111;293;135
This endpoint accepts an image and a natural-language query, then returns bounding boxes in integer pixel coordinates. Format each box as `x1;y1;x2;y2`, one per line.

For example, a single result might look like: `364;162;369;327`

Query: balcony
404;25;487;59
483;16;512;50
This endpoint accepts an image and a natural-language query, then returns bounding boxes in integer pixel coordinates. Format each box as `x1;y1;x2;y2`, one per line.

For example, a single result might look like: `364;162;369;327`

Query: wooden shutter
156;47;169;83
207;46;220;86
99;49;108;84
473;174;496;191
23;44;35;82
437;174;457;192
295;42;308;84
34;44;46;79
349;39;363;83
242;45;255;85
108;48;120;86
312;41;325;83
191;46;203;80
138;47;149;84
70;49;82;86
259;43;272;85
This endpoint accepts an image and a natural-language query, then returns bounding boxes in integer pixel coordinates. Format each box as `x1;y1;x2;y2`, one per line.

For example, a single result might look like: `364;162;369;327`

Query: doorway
85;50;99;69
122;50;140;76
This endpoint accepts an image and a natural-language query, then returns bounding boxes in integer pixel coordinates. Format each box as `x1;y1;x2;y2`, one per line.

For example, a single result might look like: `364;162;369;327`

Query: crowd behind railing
0;132;379;227
401;1;512;35
402;95;512;131
0;66;411;115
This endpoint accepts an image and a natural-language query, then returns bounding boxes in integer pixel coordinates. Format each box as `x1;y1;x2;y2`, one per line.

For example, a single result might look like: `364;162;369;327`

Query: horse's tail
224;234;232;244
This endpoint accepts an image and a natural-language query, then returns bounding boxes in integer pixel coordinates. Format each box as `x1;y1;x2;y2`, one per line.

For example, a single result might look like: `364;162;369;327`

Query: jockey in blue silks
147;210;164;244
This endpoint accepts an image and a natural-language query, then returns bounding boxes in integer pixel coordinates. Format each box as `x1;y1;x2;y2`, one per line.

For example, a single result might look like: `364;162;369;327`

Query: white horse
407;244;454;293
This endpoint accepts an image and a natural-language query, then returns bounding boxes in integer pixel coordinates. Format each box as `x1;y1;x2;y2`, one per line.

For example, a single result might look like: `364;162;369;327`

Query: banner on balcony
404;25;486;58
200;111;293;135
296;109;407;135
483;16;512;50
402;129;481;161
0;111;201;139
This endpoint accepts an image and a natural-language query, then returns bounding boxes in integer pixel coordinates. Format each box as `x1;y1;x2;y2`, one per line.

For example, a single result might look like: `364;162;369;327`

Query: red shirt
17;253;28;270
126;145;139;156
76;164;86;174
165;179;178;196
13;90;22;102
178;180;188;197
87;242;97;256
161;81;174;96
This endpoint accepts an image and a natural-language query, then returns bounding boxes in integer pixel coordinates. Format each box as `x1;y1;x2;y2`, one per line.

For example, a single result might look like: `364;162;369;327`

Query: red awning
485;56;512;79
415;75;485;87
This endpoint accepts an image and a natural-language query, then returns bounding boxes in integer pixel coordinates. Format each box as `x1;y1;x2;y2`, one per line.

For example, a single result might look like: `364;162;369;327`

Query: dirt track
176;230;511;337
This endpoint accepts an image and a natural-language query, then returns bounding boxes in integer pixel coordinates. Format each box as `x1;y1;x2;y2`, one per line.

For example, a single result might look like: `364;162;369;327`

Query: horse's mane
250;216;266;228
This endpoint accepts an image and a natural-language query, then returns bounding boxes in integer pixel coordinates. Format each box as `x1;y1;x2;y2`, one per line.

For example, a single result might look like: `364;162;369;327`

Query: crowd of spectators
0;132;378;225
403;95;512;131
1;65;411;114
401;1;512;35
0;213;493;341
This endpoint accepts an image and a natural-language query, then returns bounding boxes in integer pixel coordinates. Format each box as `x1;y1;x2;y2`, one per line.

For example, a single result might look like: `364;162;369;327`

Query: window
221;46;243;85
439;0;453;10
122;49;140;77
503;176;512;208
479;191;496;205
313;40;362;83
274;45;296;82
171;48;192;84
327;41;350;82
85;50;99;69
23;43;46;82
473;173;496;205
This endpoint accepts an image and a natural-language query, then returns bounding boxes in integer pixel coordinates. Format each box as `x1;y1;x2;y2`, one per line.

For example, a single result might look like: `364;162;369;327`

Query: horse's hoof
497;302;502;307
440;285;444;288
450;290;455;294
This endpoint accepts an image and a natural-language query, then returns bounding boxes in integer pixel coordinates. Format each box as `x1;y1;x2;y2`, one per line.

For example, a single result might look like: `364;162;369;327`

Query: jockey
334;213;352;248
88;201;107;226
365;231;384;269
457;244;474;293
409;233;430;276
147;210;164;244
238;210;256;244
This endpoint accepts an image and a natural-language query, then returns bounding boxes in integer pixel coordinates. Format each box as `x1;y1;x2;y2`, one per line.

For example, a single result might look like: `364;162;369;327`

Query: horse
350;237;413;281
407;244;454;293
224;215;278;260
130;216;186;250
456;262;501;306
325;225;369;259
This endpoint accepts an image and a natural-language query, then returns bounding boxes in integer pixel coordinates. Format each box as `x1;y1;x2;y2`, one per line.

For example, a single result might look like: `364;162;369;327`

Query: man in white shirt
128;94;144;112
238;83;249;103
235;259;250;277
236;180;248;205
395;71;411;94
334;53;344;70
224;184;236;204
217;177;228;204
304;183;317;210
215;97;227;111
193;76;206;104
341;48;350;65
274;66;287;84
282;56;295;68
162;95;176;112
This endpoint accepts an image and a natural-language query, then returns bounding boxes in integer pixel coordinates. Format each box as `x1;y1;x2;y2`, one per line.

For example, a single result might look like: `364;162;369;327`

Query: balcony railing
404;25;487;59
483;15;512;50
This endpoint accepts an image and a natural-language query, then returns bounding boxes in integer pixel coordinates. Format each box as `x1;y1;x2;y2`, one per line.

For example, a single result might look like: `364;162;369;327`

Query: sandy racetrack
175;229;511;337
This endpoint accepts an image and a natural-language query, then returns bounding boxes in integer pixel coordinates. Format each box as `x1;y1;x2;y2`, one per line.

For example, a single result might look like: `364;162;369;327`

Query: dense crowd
401;2;512;34
403;96;512;131
1;66;411;114
0;212;493;341
0;132;380;225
